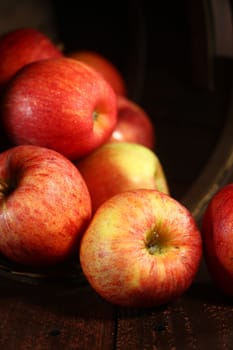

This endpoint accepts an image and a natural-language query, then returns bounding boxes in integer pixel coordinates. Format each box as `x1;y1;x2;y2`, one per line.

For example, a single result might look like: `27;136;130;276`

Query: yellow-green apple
76;142;169;213
1;57;117;160
202;183;233;295
0;144;92;267
80;188;202;307
109;95;156;150
0;27;63;92
67;50;127;96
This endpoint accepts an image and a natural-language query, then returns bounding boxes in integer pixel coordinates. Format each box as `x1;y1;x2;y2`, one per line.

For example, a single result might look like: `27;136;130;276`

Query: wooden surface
1;1;233;349
0;258;233;350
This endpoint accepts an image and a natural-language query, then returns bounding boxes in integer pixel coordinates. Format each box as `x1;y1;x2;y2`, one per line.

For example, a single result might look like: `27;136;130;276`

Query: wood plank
0;280;116;350
115;280;233;350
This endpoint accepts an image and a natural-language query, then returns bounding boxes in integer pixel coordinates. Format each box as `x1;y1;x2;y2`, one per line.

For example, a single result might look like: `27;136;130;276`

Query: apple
201;183;233;295
0;27;63;92
0;144;92;267
79;188;202;307
1;57;117;160
67;50;127;96
76;142;169;213
109;95;156;149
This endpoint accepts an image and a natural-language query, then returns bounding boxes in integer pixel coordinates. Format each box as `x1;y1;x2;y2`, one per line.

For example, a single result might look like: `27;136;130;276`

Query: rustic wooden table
0;249;232;350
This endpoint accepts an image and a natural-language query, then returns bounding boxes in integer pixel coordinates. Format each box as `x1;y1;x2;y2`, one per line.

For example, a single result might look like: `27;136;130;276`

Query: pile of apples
0;27;231;308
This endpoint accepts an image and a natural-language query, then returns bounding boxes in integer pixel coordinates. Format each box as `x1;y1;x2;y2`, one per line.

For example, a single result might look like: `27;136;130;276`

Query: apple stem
145;229;163;255
93;111;98;121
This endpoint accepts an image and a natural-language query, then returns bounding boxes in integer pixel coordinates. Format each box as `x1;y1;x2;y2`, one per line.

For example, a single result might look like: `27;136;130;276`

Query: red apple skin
1;57;117;160
76;142;169;214
0;145;92;267
0;27;63;92
109;95;156;150
80;189;202;308
67;50;127;96
202;183;233;295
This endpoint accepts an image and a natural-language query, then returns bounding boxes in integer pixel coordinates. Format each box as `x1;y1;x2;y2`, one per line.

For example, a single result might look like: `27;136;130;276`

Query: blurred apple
67;50;127;96
109;95;155;149
76;142;169;213
202;183;233;295
0;145;92;267
0;27;63;92
1;57;117;160
80;188;202;307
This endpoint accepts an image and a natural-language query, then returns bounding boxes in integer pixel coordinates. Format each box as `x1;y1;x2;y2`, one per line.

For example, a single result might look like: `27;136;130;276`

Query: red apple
1;57;117;160
76;142;169;213
67;50;127;96
0;144;92;267
80;188;202;307
109;95;156;149
202;183;233;295
0;27;63;92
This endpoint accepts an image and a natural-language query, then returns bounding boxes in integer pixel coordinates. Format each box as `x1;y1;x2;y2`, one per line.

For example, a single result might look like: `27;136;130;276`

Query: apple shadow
186;281;233;307
0;273;117;322
0;253;230;321
0;252;117;321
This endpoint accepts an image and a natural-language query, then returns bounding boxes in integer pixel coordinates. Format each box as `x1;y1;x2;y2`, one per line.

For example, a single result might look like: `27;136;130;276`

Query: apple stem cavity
145;229;164;255
93;110;98;121
0;178;10;200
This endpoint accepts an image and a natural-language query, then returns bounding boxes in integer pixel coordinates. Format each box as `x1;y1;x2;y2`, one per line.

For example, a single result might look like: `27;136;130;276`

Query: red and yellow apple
1;57;117;160
109;95;156;149
76;142;169;213
67;50;127;96
202;183;233;295
0;27;63;92
0;145;92;267
80;188;202;307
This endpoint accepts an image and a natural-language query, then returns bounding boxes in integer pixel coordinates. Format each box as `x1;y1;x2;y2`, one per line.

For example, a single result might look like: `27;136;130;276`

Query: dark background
51;0;233;201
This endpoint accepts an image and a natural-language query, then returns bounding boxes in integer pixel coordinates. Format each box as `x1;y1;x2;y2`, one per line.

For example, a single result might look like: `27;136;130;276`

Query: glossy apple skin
202;183;233;295
0;145;92;267
80;189;202;307
0;27;62;92
109;96;156;150
76;142;169;213
67;50;127;96
1;57;117;160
